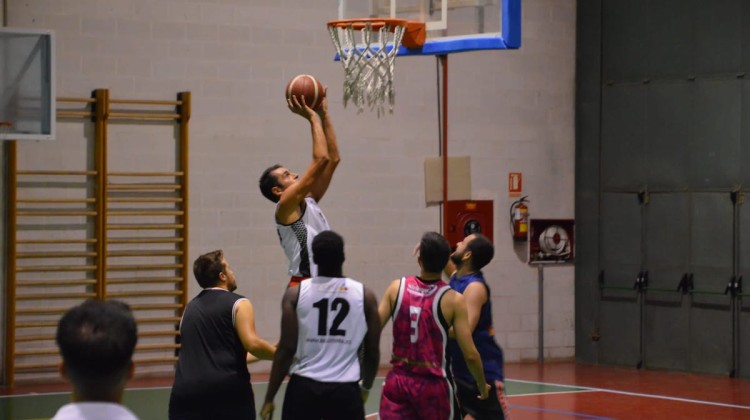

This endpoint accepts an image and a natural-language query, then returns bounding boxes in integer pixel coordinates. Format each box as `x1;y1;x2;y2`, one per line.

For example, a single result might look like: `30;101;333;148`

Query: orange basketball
285;74;326;110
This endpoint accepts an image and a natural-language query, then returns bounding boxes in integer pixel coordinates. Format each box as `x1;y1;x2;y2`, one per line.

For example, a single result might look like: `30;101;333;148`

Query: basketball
285;74;326;110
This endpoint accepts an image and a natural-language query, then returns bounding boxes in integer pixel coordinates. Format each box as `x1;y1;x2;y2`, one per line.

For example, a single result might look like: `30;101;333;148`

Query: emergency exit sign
509;172;522;197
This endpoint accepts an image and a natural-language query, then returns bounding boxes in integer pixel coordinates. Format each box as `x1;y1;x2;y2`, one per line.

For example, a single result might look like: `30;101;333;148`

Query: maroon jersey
389;276;451;377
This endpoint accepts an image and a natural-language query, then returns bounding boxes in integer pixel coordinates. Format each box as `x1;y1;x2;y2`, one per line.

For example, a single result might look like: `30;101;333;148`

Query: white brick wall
1;0;577;375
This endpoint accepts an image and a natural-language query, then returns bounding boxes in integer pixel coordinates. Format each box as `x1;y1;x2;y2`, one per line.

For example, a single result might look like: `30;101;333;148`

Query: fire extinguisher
510;196;529;242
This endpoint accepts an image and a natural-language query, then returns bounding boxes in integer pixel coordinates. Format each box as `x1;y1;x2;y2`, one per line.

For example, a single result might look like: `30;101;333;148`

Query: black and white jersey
276;197;330;277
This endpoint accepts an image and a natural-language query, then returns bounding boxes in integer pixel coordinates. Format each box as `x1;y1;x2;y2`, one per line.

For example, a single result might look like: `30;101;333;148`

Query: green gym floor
2;362;749;419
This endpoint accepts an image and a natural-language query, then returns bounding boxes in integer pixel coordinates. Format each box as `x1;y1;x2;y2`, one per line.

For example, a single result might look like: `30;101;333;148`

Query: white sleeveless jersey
276;197;330;277
290;276;367;383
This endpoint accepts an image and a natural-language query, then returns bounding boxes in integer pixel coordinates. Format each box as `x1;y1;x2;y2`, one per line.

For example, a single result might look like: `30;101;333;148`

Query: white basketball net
328;22;406;117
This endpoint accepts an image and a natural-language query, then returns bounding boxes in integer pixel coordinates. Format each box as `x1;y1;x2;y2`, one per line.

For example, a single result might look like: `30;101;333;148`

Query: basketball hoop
327;18;425;116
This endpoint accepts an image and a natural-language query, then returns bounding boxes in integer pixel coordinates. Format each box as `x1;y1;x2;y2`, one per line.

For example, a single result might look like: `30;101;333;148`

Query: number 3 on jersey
409;306;422;343
312;298;350;336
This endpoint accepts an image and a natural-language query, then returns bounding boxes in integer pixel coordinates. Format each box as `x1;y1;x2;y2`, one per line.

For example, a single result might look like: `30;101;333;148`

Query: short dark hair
56;299;137;399
193;249;225;288
467;234;494;271
259;164;283;203
313;230;345;271
419;232;451;273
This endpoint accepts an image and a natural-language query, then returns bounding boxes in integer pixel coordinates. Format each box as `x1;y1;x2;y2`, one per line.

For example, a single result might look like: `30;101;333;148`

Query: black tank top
169;289;253;412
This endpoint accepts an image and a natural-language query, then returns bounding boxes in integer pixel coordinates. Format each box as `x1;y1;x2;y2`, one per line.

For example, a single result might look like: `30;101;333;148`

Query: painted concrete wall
1;0;576;376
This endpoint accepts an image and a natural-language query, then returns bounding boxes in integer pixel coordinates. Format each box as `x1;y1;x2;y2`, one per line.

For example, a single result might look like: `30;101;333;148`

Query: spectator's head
56;299;137;402
451;234;494;271
313;230;345;277
193;250;237;291
418;232;451;274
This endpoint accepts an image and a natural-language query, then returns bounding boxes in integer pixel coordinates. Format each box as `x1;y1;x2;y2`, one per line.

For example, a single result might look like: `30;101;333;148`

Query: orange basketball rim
326;18;426;49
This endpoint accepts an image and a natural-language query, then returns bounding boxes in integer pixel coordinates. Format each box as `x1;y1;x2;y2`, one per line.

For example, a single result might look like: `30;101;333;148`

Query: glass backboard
0;27;56;141
336;0;520;56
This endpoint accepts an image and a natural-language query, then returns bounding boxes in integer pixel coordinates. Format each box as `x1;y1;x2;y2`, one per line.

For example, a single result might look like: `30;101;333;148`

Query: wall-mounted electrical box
444;200;493;248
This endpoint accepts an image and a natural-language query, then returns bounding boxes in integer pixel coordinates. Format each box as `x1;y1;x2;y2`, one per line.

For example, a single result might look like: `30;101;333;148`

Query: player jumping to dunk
378;232;490;420
259;92;339;288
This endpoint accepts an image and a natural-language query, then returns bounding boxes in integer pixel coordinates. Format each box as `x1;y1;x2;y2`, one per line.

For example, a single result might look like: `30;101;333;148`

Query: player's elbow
247;342;264;354
271;344;297;366
463;350;482;367
328;156;341;172
246;339;273;360
313;154;331;168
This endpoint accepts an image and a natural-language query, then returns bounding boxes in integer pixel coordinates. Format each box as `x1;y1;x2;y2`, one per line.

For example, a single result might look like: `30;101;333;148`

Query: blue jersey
446;272;505;382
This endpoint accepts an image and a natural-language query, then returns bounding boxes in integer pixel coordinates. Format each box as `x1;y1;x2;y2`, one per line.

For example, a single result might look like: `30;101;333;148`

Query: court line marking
507;404;615;420
0;383;383;419
6;377;750;412
1;388;381;419
0;391;70;398
0;377;385;398
0;387;172;398
365;406;612;420
508;378;750;410
511;389;596;397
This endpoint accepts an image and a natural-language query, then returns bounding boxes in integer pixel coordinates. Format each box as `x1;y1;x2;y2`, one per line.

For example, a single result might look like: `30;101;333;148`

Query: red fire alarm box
444;200;494;248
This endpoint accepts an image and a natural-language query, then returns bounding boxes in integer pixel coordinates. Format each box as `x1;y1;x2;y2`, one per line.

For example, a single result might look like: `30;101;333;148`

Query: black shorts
169;403;255;420
453;377;510;420
169;385;255;420
282;374;364;420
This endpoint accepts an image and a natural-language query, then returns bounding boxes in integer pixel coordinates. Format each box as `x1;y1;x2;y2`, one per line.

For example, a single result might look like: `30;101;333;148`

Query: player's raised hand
287;95;319;121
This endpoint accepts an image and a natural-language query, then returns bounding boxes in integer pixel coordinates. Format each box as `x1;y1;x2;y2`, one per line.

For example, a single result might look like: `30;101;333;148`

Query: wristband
359;380;372;391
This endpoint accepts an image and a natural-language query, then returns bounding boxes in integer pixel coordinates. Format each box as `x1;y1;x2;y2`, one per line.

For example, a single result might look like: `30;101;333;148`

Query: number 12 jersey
290;276;367;382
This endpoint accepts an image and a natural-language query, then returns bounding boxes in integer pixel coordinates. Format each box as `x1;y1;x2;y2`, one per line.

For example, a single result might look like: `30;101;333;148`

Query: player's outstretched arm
276;96;330;223
308;95;340;203
361;286;381;401
235;299;276;360
261;286;300;420
378;279;401;329
452;292;491;400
